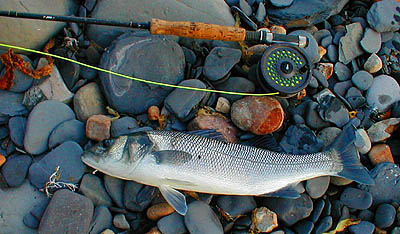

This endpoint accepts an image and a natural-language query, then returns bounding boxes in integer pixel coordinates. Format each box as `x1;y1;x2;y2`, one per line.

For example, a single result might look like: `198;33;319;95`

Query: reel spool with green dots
257;44;312;97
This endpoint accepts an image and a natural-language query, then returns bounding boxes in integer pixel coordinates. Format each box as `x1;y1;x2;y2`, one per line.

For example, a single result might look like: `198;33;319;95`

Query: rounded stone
124;181;157;212
89;206;113;234
184;201;223;234
24;100;75;155
158;212;187;234
215;77;255;102
317;127;341;148
305;176;330;199
334;62;352;81
1;55;34;93
375;203;396;228
327;44;338;62
349;221;375;234
368;144;394;166
147;203;175;221
314;216;332;234
340;187;373;210
367;0;400;33
360;28;382;53
113;214;130;230
73;82;107;122
203;47;242;82
8;116;27;148
48;119;87;148
366;75;400;112
99;34;185;115
231;96;284;135
270;0;294;7
250;207;278;233
364;53;383;73
1;154;32;187
352;71;373;91
217;196;256;219
104;175;124;208
110;116;139;138
280;124;324;154
308;199;325;223
355;128;371;154
79;174;113;207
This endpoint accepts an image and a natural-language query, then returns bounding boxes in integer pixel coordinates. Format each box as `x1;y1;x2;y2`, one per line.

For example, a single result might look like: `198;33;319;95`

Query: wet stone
358;162;400;205
305;176;330;199
104;175;124;208
360;28;382;54
1;154;32;187
80;174;113;207
375;203;396;228
185;201;223;234
340;187;373;210
100;34;185;115
293;220;314;234
364;53;383;74
333;30;346;45
309;199;325;223
366;75;400;112
203;47;242;82
215;77;255;102
315;216;333;234
8;116;26;148
262;193;313;226
349;221;375;234
48;119;87;148
22;86;46;112
158;212;187;234
217;196;257;219
352;71;373;91
280;124;324;154
38;189;94;234
250;207;278;233
1;55;34;93
113;214;130;230
334;62;352;81
164;79;207;121
367;0;400;33
73;82;107;122
124;181;157;212
24;100;75;155
339;23;364;64
28;141;85;189
313;69;329;88
89;206;112;234
289;30;320;63
110;116;139;138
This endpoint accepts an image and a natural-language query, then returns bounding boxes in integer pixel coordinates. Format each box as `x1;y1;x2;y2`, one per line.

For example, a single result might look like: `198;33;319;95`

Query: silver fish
81;126;374;215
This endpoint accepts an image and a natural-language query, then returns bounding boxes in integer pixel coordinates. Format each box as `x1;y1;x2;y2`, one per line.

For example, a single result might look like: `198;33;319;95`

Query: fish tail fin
327;125;375;185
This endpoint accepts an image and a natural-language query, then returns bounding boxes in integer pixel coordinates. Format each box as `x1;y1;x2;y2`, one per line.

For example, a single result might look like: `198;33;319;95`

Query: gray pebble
375;203;396;228
321;36;333;48
255;3;266;24
270;0;294;7
340;187;373;210
327;44;338;62
89;206;112;234
366;75;400;112
1;154;32;187
113;214;130;230
349;221;375;234
104;175;124;208
314;216;332;234
358;209;374;222
239;0;252;16
360;28;382;53
317;127;341;148
158;212;187;234
48;119;87;148
334;62;352;81
305;176;330;199
79;174;113;207
217;196;256;219
309;199;325;223
203;47;242;82
185;201;223;234
367;0;400;33
333;80;353;97
352;71;373;91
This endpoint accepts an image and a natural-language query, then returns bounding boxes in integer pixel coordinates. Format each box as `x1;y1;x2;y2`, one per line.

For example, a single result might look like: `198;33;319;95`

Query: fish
81;126;374;215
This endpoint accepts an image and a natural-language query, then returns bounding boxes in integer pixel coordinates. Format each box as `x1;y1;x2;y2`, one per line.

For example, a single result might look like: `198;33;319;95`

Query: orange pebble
0;154;5;167
145;227;161;234
146;202;175;221
148;106;160;121
368;144;394;166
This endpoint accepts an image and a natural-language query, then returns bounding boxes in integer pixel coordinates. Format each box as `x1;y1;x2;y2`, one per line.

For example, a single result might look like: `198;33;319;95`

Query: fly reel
257;44;312;97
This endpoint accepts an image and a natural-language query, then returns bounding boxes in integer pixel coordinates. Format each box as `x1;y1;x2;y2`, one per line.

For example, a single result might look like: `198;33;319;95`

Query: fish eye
103;139;114;147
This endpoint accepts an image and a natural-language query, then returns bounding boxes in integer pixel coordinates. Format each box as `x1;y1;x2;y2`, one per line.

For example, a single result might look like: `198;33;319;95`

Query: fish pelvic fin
159;185;188;215
328;125;375;185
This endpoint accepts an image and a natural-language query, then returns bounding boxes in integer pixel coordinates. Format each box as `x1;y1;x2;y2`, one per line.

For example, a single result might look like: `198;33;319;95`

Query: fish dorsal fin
153;150;193;165
260;185;301;199
187;129;226;142
159;185;187;215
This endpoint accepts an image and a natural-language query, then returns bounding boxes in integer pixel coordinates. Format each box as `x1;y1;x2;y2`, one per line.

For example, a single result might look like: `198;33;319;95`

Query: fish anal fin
159;185;187;215
154;150;193;165
259;185;301;199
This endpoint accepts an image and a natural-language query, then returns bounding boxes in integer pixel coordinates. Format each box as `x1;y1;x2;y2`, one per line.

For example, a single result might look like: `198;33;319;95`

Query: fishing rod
0;10;308;48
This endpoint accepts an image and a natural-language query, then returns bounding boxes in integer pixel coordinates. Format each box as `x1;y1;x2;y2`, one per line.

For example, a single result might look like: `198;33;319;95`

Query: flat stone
8;116;26;148
375;203;396;228
352;70;373;91
358;210;374;222
124;181;157;212
289;30;320;63
215;97;231;114
367;0;400;33
184;201;223;234
293;220;314;234
0;181;46;234
364;53;383;73
231;96;284;135
104;175;124;208
79;174;113;207
308;199;325;223
147;202;175;221
215;77;255;102
366;75;400;112
349;221;375;234
255;3;266;23
318;96;349;127
164;79;207;120
317;127;341;148
355;128;371;154
368;144;394;166
24;100;75;155
305;102;330;130
110;116;139;138
36;58;74;103
340;187;373;210
339;23;364;64
89;206;112;234
360;28;382;53
73;82;107;122
1;154;32;187
358;162;400;205
203;47;242;82
48;119;87;148
217;196;256;219
334;80;353;97
0;0;78;52
99;34;185;115
28;141;85;189
0;90;27;117
87;0;235;47
313;69;329;88
239;0;252;16
250;207;278;233
280;124;324;154
113;214;130;230
262;194;313;226
86;115;111;141
38;189;94;234
314;216;332;234
305;176;330;199
367;118;400;143
327;44;338;62
1;55;34;93
158;212;187;234
334;62;352;81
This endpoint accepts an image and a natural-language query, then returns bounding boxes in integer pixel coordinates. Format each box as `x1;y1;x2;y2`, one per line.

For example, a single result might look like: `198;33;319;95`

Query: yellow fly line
0;42;279;96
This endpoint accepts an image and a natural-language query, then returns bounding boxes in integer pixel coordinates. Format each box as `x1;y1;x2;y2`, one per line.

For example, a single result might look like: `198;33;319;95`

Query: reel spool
257;44;312;97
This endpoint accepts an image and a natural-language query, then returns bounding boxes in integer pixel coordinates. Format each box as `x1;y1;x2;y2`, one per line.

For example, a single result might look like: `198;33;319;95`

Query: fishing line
0;43;279;96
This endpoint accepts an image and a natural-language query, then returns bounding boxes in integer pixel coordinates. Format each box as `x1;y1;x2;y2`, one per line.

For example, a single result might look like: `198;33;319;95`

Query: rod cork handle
150;18;246;41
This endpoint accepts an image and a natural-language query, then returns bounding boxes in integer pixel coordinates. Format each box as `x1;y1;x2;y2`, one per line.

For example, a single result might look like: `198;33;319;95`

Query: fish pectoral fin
259;184;301;199
159;185;188;216
153;150;193;165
